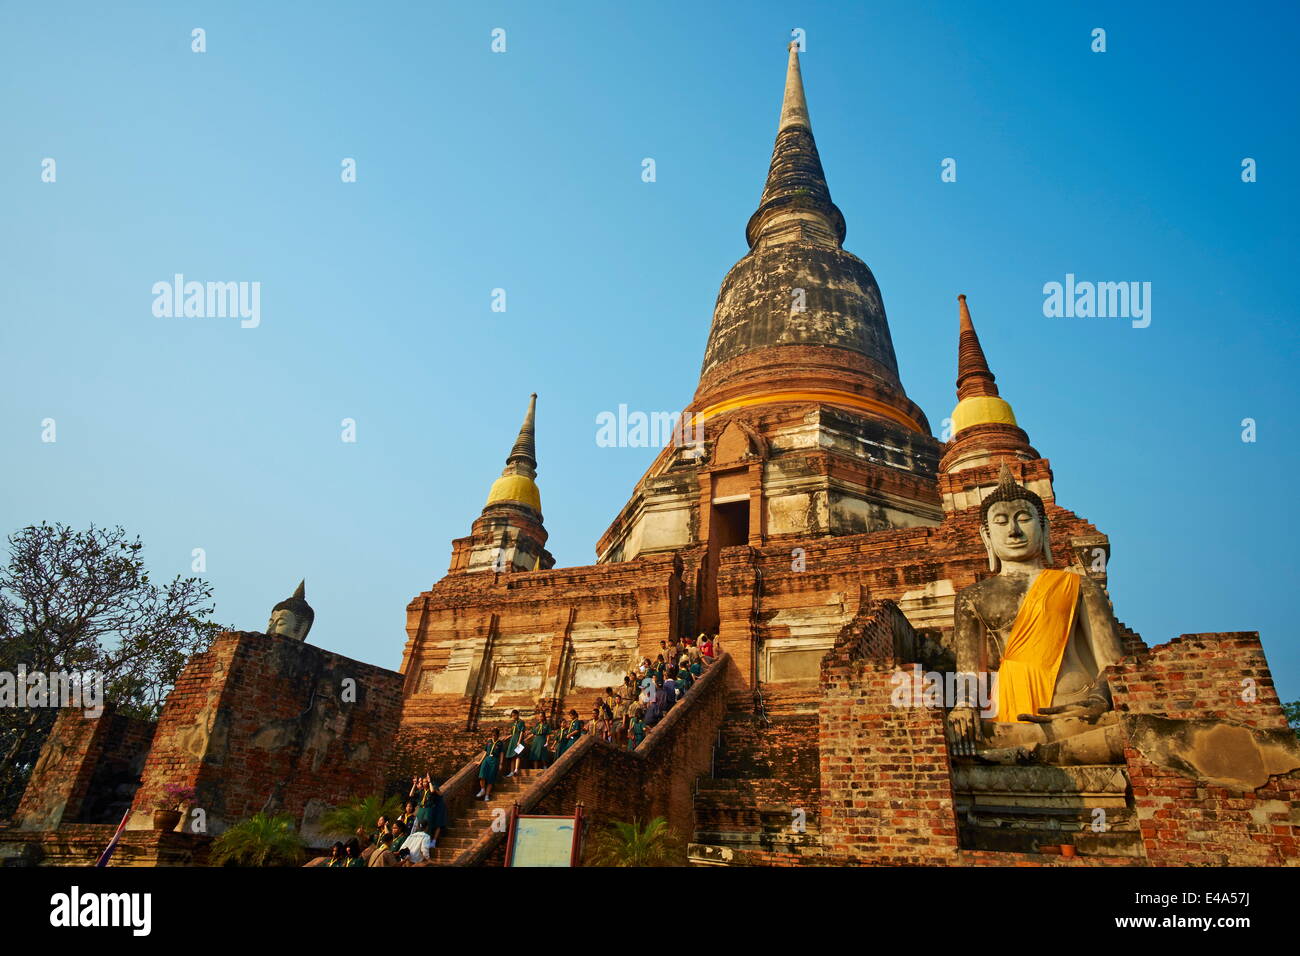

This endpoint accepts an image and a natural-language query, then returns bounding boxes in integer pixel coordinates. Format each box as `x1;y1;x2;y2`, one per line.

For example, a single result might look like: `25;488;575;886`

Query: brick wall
76;713;156;824
392;712;488;790
1125;755;1299;865
127;631;403;837
1110;632;1288;729
1110;631;1300;865
818;600;961;864
14;705;156;831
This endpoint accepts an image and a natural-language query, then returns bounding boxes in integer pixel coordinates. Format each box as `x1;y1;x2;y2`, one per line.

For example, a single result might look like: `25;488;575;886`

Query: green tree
319;793;401;840
209;813;306;867
1283;700;1300;740
0;523;220;816
584;816;681;867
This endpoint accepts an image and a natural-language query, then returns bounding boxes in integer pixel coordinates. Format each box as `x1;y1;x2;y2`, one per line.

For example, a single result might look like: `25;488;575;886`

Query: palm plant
584;816;680;867
319;793;402;839
209;813;306;867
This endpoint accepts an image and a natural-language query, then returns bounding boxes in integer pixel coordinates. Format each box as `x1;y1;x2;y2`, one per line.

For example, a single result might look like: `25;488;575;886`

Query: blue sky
3;2;1297;700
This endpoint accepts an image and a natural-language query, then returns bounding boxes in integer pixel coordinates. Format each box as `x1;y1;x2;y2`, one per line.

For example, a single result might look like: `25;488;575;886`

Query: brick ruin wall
817;600;962;865
1109;632;1300;866
126;631;403;841
13;706;156;831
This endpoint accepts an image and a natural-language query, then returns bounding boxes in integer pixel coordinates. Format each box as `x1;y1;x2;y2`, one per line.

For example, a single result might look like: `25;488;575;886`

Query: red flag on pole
93;808;131;868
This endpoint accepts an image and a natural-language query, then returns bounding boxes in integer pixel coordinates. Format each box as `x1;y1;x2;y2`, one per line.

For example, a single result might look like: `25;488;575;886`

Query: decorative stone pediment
713;420;766;466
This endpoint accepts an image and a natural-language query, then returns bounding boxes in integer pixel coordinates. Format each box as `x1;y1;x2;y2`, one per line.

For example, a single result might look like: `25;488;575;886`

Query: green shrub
209;813;306;867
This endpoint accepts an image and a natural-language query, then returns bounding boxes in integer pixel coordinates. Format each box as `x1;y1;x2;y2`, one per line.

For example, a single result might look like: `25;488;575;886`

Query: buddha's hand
1018;697;1108;723
947;706;981;756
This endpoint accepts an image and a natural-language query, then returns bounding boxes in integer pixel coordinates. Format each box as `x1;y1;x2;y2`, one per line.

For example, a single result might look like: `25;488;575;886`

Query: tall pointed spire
692;41;930;442
293;579;306;600
778;41;811;132
745;43;846;249
949;296;1018;436
506;392;538;478
460;393;553;574
940;295;1040;484
605;44;945;564
956;295;1000;401
485;393;542;514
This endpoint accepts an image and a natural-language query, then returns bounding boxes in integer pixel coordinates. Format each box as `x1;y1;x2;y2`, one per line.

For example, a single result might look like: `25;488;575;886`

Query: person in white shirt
399;824;433;865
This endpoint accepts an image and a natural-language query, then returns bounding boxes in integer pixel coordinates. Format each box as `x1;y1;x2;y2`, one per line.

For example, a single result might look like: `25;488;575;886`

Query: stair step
418;756;556;865
691;695;824;854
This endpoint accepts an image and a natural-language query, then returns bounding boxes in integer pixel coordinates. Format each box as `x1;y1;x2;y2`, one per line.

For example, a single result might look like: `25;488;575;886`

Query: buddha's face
982;499;1046;566
267;609;310;641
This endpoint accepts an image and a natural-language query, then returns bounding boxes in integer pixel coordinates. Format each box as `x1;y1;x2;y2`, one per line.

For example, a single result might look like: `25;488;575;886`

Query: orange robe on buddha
994;569;1082;723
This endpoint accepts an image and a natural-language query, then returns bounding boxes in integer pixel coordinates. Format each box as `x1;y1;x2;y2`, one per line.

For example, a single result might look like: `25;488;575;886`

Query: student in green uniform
364;824;396;865
526;714;551;769
388;820;407;847
327;841;346;867
556;709;583;758
363;815;390;861
546;725;563;764
476;727;505;801
344;838;366;867
399;800;418;831
627;708;647;751
504;709;527;777
368;822;406;868
677;666;694;695
420;777;447;847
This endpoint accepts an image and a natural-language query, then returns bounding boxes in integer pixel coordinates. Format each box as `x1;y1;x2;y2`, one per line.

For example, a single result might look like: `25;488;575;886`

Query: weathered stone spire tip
486;393;543;514
745;43;845;248
780;42;811;132
505;393;538;478
956;295;1000;400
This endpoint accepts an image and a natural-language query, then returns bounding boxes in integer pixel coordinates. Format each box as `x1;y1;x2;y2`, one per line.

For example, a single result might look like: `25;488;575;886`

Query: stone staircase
424;767;545;865
690;686;824;862
415;652;734;866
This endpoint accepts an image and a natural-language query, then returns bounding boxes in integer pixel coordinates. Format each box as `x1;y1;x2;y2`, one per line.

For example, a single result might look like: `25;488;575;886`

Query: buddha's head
266;580;314;641
979;464;1051;572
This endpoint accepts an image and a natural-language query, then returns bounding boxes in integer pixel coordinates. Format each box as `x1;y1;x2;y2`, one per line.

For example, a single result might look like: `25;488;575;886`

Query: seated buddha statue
948;465;1126;761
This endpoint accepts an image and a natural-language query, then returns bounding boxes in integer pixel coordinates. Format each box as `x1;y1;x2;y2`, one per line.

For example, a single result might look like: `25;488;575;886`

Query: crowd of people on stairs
310;635;718;866
474;633;717;797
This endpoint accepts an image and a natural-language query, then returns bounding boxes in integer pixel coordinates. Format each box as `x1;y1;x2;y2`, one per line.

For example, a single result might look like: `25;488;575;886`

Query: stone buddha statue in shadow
266;580;314;642
948;466;1126;764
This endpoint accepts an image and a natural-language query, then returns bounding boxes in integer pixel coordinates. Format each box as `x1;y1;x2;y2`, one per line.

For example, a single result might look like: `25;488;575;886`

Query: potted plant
153;784;195;831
